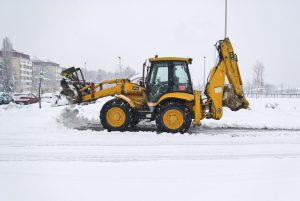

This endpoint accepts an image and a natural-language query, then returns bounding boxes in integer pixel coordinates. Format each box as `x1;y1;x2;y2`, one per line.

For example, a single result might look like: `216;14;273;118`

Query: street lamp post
84;61;87;78
38;71;44;109
225;0;228;38
118;57;122;74
203;56;206;90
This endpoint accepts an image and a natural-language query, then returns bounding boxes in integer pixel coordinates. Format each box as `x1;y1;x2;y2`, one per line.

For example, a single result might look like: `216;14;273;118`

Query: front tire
100;98;133;131
156;102;191;133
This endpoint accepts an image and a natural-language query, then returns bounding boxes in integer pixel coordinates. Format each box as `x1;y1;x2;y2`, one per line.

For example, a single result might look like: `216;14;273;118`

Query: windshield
149;63;169;85
147;62;170;102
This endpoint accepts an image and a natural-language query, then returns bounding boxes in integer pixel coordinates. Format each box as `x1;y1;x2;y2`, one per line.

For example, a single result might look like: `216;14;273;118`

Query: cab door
172;61;193;93
146;62;171;102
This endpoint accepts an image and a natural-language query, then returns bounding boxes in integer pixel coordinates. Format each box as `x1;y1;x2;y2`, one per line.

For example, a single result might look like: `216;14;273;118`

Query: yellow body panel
193;90;202;125
81;79;146;108
125;93;147;108
116;94;136;108
147;92;194;107
123;82;145;95
205;62;226;119
82;85;121;102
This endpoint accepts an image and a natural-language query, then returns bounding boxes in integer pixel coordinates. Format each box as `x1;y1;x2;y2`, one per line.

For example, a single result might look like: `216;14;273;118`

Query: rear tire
156;102;191;133
100;98;133;131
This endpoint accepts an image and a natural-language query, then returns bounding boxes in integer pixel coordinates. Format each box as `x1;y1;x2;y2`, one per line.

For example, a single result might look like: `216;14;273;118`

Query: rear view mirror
138;80;144;86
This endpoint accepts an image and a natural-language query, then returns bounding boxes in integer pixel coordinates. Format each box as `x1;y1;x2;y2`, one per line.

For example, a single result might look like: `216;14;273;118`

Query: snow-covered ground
0;98;300;201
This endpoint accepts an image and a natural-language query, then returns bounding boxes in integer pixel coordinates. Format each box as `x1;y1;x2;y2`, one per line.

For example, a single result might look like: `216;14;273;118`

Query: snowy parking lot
0;98;300;201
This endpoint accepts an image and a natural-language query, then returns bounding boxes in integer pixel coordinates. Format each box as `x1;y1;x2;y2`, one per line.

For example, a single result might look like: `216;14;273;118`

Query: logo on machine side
132;86;139;90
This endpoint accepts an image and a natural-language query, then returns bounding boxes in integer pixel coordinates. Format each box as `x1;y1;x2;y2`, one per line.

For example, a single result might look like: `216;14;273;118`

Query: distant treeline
62;66;139;83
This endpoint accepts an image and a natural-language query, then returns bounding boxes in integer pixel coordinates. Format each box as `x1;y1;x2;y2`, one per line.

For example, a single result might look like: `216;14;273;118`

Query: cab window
172;62;192;93
147;62;169;102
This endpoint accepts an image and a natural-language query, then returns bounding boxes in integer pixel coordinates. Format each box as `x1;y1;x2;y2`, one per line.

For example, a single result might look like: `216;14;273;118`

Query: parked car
0;93;15;105
14;93;39;105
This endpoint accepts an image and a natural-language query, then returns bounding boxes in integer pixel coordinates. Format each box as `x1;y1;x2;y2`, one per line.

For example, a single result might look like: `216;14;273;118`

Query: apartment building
32;60;61;93
0;51;33;93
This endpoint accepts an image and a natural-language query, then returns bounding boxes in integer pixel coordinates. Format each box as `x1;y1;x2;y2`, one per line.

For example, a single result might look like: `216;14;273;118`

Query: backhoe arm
205;38;249;120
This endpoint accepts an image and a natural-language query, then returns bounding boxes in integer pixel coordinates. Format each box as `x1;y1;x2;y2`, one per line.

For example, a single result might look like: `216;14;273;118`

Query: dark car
0;93;15;105
14;93;39;105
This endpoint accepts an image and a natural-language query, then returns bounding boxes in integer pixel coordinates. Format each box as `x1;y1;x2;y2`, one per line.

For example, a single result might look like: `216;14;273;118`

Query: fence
245;93;300;98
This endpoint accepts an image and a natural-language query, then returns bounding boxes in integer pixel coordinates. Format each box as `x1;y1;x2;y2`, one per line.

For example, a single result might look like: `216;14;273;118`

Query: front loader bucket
58;78;81;104
56;67;89;105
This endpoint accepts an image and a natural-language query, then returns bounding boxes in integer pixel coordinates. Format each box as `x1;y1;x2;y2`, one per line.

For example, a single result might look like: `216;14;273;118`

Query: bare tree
122;66;137;79
264;83;276;96
244;79;252;94
0;37;15;92
252;61;264;90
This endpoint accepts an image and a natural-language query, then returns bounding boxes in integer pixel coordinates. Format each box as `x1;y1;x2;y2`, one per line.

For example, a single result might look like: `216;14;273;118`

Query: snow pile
2;102;23;110
1;97;299;131
53;97;300;130
56;107;92;129
265;102;279;109
202;98;300;130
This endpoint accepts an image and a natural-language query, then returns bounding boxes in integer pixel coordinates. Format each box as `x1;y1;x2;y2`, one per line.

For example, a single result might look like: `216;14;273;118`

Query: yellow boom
204;38;249;119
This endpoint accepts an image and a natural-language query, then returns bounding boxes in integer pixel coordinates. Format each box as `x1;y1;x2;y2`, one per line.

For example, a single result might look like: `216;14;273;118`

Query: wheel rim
162;109;184;130
106;107;126;128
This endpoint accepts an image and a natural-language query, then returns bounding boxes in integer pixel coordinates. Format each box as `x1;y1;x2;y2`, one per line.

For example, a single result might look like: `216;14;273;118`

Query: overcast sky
1;0;299;87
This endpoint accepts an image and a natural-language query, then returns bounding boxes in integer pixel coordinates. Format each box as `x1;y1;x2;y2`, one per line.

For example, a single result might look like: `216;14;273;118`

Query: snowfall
0;97;300;201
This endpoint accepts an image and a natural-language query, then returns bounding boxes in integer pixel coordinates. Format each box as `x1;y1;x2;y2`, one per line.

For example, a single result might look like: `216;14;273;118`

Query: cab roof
148;57;192;64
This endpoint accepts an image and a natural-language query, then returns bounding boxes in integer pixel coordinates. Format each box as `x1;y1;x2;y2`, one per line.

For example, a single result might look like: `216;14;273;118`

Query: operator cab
145;57;193;103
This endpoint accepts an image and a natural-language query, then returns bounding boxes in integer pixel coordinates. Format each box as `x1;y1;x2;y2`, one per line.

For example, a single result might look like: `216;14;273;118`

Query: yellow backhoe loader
60;38;249;133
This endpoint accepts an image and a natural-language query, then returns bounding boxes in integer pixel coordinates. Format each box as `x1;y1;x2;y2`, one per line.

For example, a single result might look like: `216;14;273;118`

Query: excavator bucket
223;85;245;111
